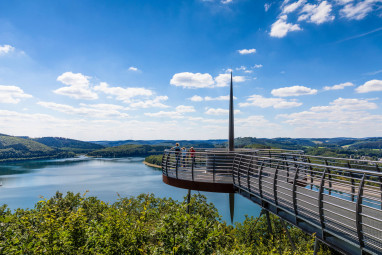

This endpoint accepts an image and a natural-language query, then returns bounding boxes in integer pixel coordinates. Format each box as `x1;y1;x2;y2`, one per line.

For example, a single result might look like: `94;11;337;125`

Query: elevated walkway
161;148;382;255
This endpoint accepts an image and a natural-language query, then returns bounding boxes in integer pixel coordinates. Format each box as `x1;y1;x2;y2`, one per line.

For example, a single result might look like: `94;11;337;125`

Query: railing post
292;165;300;224
237;155;243;187
284;155;290;183
356;174;365;250
273;162;280;207
376;164;382;209
325;160;331;195
258;161;265;199
318;169;327;240
165;152;170;176
175;152;179;179
247;157;253;192
307;157;313;190
191;155;195;181
213;154;216;183
348;162;355;202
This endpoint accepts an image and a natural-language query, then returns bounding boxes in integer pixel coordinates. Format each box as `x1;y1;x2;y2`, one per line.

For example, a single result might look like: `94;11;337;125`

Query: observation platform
161;148;382;255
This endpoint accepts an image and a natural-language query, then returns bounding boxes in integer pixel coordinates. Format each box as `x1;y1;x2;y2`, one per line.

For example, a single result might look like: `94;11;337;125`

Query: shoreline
143;161;162;169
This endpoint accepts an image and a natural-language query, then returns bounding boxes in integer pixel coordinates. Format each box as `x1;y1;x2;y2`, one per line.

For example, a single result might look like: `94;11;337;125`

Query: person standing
172;143;181;167
189;146;196;166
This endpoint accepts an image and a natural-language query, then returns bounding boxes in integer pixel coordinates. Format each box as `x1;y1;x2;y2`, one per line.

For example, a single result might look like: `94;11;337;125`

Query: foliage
0;135;75;162
87;144;169;158
0;192;330;254
145;154;163;166
32;137;104;153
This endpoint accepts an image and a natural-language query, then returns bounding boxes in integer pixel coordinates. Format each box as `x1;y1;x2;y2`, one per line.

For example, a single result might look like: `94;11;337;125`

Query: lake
0;157;261;223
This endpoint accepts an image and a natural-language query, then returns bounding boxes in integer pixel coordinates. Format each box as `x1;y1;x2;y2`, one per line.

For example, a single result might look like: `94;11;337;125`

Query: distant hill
87;144;169;158
0;134;74;162
90;139;226;148
32;137;104;153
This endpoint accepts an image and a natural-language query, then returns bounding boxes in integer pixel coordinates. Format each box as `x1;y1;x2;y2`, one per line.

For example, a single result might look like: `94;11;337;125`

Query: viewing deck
161;148;382;255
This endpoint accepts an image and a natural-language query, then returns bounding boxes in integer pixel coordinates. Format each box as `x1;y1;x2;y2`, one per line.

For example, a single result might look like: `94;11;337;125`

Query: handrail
162;148;382;254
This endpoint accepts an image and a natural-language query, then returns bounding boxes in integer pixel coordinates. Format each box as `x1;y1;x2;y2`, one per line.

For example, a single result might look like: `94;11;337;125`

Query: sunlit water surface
0;157;261;223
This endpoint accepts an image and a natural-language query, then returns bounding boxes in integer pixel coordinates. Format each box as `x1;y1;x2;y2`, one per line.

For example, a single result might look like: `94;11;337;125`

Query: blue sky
0;0;382;140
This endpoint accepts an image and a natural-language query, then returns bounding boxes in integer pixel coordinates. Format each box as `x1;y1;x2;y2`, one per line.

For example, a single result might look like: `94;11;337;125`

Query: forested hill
87;144;168;157
0;134;73;162
32;137;104;153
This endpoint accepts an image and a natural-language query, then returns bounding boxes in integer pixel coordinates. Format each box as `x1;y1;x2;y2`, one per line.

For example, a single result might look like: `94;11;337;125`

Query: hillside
0;134;74;162
87;144;168;157
32;137;104;153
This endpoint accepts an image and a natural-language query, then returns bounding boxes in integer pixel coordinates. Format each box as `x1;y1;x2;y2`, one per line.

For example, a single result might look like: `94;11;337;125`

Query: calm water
0;157;260;223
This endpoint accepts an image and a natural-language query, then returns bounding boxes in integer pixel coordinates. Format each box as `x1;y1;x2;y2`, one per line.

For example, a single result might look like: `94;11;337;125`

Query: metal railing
232;154;382;255
161;148;382;254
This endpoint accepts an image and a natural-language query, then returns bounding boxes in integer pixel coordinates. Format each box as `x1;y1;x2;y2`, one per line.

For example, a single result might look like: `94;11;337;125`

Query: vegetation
0;135;75;162
32;137;104;153
87;144;169;158
145;154;163;167
0;192;331;254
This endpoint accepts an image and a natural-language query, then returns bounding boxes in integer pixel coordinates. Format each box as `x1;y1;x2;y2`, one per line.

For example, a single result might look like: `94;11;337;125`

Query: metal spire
228;71;235;223
229;71;234;151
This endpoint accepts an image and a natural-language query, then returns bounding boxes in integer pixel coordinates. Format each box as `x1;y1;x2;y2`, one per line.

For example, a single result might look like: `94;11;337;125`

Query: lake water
0;157;261;223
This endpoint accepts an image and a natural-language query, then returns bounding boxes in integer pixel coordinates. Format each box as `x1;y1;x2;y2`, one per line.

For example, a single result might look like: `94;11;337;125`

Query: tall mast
229;71;234;151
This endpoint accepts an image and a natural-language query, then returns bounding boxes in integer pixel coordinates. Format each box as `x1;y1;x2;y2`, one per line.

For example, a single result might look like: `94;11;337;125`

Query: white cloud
310;97;377;111
129;96;168;108
236;66;247;71
0;45;15;55
54;72;98;100
221;0;233;3
270;15;302;38
253;64;263;69
189;95;236;102
94;82;153;103
323;82;354;91
277;97;382;137
170;72;245;88
214;73;246;87
145;105;195;119
356;79;382;93
176;105;195;113
265;3;272;11
271;85;317;97
128;66;139;72
205;107;241;115
282;0;306;14
237;48;256;55
244;70;253;74
170;72;215;88
0;85;32;104
340;0;381;20
239;94;302;109
189;95;204;102
38;101;129;118
298;1;334;24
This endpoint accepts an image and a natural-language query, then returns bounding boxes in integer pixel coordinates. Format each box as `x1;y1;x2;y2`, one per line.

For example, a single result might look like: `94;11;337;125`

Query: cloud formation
54;72;98;100
128;66;139;72
205;107;241;115
298;1;334;24
356;79;382;93
38;101;130;118
239;94;302;109
271;85;317;97
323;82;354;91
0;45;15;55
170;72;245;88
145;105;195;119
94;82;153;103
237;48;256;55
0;85;32;104
270;15;302;38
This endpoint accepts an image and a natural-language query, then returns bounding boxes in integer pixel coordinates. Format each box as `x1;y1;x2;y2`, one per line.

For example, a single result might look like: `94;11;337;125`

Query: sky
0;0;382;141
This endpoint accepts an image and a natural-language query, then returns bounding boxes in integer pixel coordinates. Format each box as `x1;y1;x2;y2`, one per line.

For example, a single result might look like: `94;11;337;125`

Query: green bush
0;192;330;254
145;154;163;166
